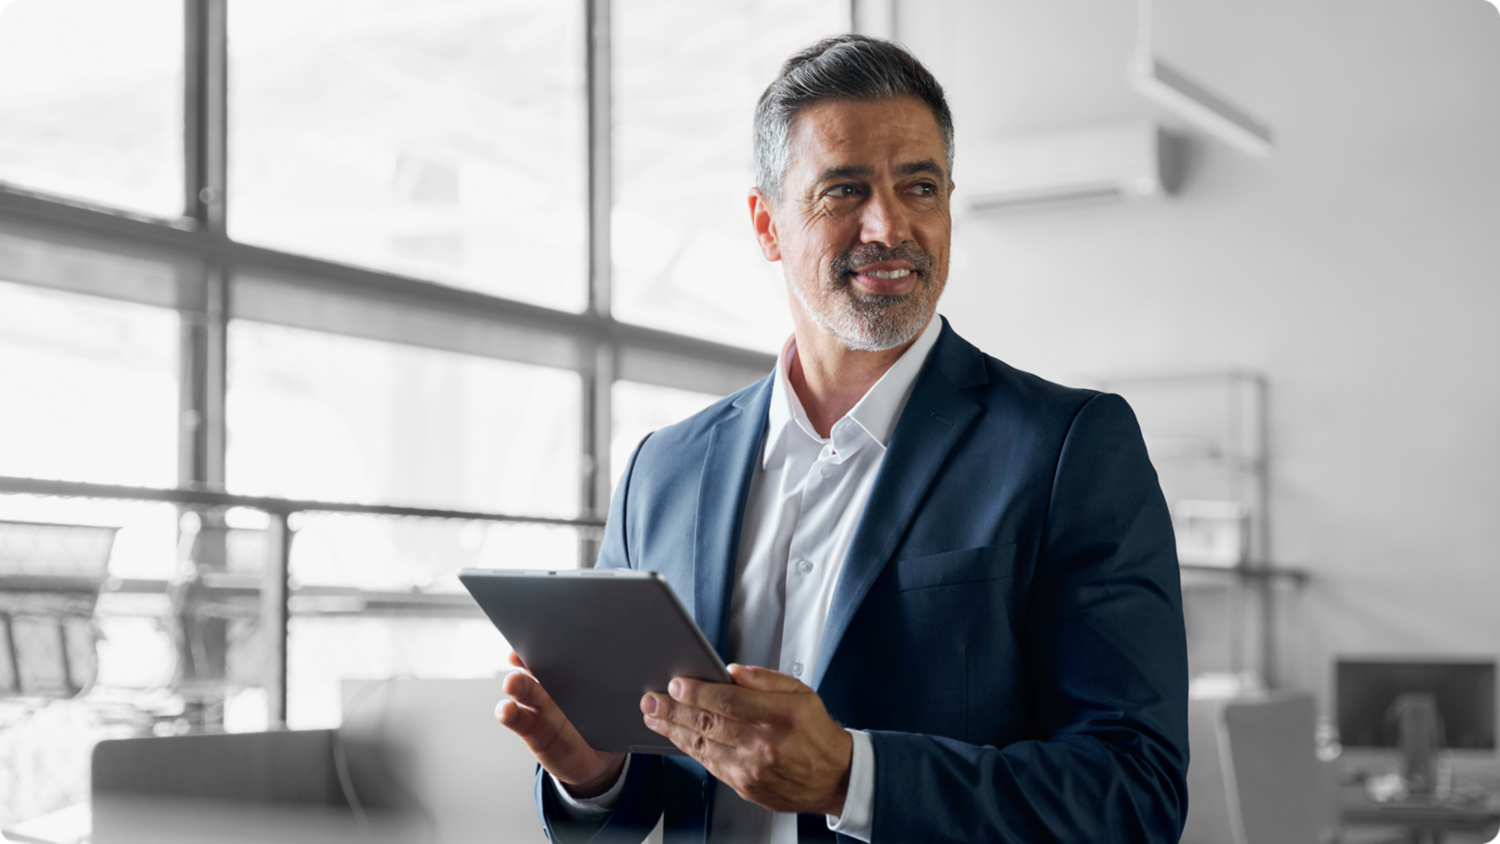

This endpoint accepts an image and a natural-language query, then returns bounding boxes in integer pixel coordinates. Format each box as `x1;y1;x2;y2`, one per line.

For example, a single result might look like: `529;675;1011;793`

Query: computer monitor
1336;658;1497;752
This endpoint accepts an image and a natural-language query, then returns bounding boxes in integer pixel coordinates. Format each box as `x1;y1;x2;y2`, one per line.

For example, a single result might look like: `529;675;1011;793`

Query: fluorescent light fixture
1130;55;1274;159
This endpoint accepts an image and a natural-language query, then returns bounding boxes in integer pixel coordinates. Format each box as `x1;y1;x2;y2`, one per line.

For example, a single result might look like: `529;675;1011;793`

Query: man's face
753;96;953;352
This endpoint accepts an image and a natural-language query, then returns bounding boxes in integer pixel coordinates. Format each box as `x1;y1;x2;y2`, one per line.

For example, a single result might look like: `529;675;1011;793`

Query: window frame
0;0;786;545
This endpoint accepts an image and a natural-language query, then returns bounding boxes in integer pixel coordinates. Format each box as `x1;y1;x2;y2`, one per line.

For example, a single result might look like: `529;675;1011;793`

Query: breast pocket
892;543;1017;592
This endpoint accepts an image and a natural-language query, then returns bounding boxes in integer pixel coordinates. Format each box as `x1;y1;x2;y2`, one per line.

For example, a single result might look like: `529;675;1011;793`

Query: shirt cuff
826;729;874;841
548;754;631;820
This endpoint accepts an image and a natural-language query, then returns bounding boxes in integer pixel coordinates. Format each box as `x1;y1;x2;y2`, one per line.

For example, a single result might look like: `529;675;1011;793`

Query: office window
0;280;179;489
0;0;183;218
612;0;848;352
226;321;582;517
611;380;726;490
227;0;588;311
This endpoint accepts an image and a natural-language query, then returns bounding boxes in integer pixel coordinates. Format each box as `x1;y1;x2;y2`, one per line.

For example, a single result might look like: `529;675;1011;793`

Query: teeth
866;269;911;279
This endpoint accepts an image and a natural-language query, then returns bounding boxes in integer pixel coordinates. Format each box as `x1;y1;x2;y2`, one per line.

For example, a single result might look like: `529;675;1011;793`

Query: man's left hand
640;663;853;816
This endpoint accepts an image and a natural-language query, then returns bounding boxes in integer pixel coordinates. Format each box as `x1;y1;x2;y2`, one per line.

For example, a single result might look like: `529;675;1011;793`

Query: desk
1341;785;1500;844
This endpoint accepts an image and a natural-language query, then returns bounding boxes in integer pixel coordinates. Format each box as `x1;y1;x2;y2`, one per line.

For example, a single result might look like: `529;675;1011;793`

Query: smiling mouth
834;244;932;293
847;267;920;297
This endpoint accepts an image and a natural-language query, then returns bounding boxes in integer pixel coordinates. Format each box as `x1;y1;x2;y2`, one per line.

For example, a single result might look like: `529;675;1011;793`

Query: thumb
728;663;811;694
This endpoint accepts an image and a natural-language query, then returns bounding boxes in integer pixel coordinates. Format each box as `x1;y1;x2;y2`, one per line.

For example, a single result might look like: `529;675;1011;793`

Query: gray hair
753;34;955;202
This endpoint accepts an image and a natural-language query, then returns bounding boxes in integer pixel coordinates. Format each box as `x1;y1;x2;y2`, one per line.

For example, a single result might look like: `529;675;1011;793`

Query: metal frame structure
0;0;776;537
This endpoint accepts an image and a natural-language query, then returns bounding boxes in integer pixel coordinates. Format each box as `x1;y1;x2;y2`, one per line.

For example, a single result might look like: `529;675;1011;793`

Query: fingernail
642;695;657;715
669;680;683;699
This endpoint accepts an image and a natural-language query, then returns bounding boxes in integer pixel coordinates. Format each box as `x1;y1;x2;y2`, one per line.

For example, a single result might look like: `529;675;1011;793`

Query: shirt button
820;465;833;477
797;559;813;574
790;662;804;677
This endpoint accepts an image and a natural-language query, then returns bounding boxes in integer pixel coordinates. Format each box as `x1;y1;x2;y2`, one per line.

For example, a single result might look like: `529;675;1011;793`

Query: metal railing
0;473;605;830
0;474;604;722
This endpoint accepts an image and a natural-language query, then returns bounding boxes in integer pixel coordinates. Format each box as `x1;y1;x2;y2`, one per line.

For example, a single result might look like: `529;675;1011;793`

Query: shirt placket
779;421;865;681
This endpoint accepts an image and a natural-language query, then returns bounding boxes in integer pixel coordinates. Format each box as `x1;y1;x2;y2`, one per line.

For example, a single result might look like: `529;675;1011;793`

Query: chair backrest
0;519;118;697
1223;692;1321;844
1183;691;1322;844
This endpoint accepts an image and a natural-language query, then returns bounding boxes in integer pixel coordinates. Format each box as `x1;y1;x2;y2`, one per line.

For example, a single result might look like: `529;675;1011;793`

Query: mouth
848;263;919;295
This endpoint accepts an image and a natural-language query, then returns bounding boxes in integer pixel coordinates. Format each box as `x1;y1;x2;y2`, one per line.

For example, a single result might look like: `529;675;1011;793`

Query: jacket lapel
810;321;990;691
693;375;774;662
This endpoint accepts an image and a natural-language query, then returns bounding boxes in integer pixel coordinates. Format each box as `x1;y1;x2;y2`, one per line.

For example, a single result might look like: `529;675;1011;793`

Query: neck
786;312;931;438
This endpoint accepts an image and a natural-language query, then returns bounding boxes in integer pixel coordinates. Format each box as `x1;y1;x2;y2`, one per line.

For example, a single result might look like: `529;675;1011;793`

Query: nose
859;185;914;247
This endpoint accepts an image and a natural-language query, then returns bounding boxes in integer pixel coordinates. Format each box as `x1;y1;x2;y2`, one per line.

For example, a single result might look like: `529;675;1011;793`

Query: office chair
1184;690;1324;844
0;520;118;698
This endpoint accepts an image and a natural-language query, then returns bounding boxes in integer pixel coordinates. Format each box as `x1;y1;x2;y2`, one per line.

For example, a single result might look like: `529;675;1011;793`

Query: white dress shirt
554;317;943;843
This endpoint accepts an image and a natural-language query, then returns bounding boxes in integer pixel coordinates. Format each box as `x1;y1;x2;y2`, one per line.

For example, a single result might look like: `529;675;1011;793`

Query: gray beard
788;252;943;352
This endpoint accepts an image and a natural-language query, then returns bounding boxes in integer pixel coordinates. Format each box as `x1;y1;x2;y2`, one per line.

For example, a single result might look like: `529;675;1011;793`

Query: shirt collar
763;316;943;469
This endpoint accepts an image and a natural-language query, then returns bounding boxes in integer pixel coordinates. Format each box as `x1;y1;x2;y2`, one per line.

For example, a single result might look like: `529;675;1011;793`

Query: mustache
830;244;932;283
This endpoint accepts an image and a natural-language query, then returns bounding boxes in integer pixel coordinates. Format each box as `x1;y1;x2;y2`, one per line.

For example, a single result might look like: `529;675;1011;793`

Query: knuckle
695;709;716;735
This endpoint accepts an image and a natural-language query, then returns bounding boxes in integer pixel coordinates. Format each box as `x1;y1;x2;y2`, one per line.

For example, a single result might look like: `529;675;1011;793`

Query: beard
788;242;944;352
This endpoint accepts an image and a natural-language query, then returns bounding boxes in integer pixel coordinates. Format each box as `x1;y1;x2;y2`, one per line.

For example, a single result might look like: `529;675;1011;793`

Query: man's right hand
496;650;627;799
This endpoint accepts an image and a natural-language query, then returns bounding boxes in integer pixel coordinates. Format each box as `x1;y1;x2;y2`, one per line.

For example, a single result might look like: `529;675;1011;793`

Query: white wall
900;0;1500;711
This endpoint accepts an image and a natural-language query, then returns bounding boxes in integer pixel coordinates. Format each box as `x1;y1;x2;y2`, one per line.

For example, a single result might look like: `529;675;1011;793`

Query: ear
748;187;781;262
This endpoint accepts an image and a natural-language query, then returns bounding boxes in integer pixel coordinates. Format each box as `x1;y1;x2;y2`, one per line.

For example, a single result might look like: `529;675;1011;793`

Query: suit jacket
535;319;1190;843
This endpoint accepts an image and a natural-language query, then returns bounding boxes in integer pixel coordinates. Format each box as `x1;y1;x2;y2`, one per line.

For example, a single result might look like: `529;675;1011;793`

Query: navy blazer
536;319;1189;843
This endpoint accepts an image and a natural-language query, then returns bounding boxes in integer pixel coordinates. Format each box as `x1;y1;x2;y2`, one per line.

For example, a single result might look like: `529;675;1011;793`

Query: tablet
458;567;731;755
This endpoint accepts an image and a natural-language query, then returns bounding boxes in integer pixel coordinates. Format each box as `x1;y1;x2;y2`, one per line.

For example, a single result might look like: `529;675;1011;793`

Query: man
497;35;1189;843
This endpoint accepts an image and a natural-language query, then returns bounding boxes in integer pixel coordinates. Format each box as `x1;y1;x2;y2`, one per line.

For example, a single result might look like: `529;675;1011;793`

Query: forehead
786;96;947;181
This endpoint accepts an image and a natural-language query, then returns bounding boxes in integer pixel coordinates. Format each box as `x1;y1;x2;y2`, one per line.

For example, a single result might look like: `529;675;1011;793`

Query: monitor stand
1394;692;1442;795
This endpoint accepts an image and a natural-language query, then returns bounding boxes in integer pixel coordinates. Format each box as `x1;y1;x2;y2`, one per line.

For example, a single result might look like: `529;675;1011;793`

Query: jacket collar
690;317;991;673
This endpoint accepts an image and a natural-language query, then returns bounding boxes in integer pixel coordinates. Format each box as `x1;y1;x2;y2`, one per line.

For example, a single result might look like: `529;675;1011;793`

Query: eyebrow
897;159;947;179
814;159;948;184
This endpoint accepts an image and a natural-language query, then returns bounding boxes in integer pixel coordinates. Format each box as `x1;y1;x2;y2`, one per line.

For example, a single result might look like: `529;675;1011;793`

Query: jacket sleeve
866;393;1190;843
533;435;666;843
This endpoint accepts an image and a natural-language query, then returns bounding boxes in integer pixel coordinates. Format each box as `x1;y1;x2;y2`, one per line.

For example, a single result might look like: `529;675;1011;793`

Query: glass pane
613;0;849;352
0;279;179;488
289;513;577;592
611;380;724;492
226;320;582;518
228;0;588;311
0;0;183;218
288;615;509;729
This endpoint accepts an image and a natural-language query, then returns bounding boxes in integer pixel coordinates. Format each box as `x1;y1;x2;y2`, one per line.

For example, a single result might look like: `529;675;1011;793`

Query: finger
495;698;538;735
507;650;527;669
501;672;576;752
727;663;810;694
643;692;757;748
502;670;547;711
643;703;737;765
669;677;775;724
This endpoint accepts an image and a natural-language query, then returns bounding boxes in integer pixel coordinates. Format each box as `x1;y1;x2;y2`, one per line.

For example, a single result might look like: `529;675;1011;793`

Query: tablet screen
459;568;730;755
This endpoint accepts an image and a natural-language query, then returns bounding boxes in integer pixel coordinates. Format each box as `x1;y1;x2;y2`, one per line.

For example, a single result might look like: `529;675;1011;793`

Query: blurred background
0;0;1496;842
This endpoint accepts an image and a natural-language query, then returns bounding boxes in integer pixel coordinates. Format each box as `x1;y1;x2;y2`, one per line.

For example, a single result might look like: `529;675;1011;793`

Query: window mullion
580;0;613;566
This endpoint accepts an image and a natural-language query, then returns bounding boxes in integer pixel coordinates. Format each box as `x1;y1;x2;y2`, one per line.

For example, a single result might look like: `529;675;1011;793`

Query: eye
907;181;938;197
824;183;862;199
